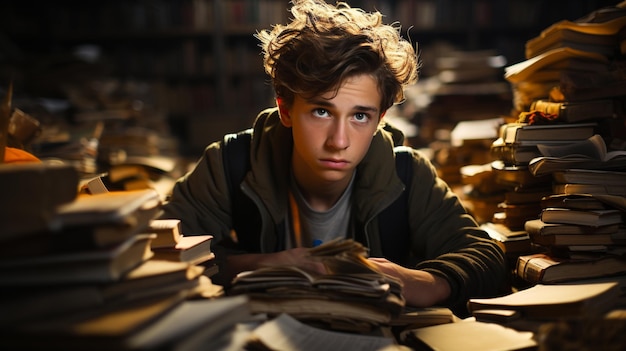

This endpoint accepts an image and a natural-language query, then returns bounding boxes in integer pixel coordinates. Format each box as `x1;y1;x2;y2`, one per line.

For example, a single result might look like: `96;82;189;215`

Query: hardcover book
148;219;183;248
529;99;619;123
499;122;596;144
0;233;155;285
553;168;626;186
540;208;623;227
515;253;626;284
525;218;620;236
468;280;620;319
151;235;214;265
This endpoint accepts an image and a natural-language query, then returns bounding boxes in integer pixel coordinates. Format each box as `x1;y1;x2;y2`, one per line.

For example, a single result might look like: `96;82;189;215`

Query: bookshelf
0;0;618;155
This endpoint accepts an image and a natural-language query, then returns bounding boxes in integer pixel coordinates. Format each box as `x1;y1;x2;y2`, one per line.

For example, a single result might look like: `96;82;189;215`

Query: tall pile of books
0;162;251;350
488;3;626;293
505;4;626;120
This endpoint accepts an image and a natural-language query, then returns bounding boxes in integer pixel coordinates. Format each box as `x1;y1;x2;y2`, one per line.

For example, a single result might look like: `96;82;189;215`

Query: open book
529;134;626;176
229;239;405;331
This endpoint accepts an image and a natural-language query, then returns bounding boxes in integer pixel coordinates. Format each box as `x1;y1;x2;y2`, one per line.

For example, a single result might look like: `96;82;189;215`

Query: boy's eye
354;113;370;123
312;108;329;117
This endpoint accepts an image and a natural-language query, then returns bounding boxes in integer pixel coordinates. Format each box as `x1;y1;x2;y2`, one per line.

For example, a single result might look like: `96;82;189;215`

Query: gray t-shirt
285;173;354;248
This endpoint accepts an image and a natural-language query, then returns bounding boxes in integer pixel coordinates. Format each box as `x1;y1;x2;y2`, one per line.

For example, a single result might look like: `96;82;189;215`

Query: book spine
516;255;545;283
531;100;562;117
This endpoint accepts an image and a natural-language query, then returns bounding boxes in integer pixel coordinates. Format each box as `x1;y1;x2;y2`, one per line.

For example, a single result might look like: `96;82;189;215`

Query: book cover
148;219;183;248
540;193;609;210
525;218;620;236
0;233;155;285
151;235;214;264
515;253;626;284
553;182;626;197
553;169;626;186
468;280;620;319
499;122;597;144
540;208;623;227
50;189;161;229
0;260;205;327
529;231;626;247
530;99;619;123
490;137;541;165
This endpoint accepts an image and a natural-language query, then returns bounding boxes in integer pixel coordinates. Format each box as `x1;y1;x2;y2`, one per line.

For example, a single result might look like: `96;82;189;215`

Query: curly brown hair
256;0;419;113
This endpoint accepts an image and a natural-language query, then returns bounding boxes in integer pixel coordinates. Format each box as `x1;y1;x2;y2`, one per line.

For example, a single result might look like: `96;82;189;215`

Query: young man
160;0;506;316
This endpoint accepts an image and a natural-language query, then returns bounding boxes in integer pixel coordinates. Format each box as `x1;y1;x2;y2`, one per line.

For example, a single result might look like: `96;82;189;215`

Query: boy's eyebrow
306;98;380;114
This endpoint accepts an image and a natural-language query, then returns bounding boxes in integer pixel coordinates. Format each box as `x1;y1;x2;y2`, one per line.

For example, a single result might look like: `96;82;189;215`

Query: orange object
3;147;40;163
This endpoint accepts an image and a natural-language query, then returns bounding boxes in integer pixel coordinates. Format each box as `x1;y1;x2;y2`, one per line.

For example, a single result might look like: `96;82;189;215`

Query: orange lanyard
288;191;303;248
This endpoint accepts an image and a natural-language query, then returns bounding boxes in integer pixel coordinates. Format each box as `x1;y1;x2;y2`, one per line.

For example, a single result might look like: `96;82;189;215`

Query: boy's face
279;74;383;191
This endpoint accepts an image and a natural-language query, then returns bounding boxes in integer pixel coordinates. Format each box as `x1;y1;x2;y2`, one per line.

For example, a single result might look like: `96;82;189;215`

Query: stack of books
0;164;237;350
515;191;626;285
504;4;626;117
487;4;626;283
229;239;405;333
489;122;603;231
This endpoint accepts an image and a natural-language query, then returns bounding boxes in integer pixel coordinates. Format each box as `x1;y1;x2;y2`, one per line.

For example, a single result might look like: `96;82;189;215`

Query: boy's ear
276;98;292;127
376;110;387;134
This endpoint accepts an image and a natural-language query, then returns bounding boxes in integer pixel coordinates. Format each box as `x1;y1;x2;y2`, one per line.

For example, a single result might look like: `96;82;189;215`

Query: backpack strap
222;129;260;252
377;146;413;266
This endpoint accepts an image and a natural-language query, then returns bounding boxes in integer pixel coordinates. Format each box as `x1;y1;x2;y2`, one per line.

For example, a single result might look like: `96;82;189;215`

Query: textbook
553;182;626;197
552;169;626;187
0;233;155;285
540;193;609;211
51;189;161;229
148;219;183;248
529;99;619;123
1;260;206;326
468;281;620;319
540;193;626;212
515;253;626;284
540;208;623;227
499;122;596;144
528;230;626;247
151;235;214;264
490;137;541;165
525;218;620;236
